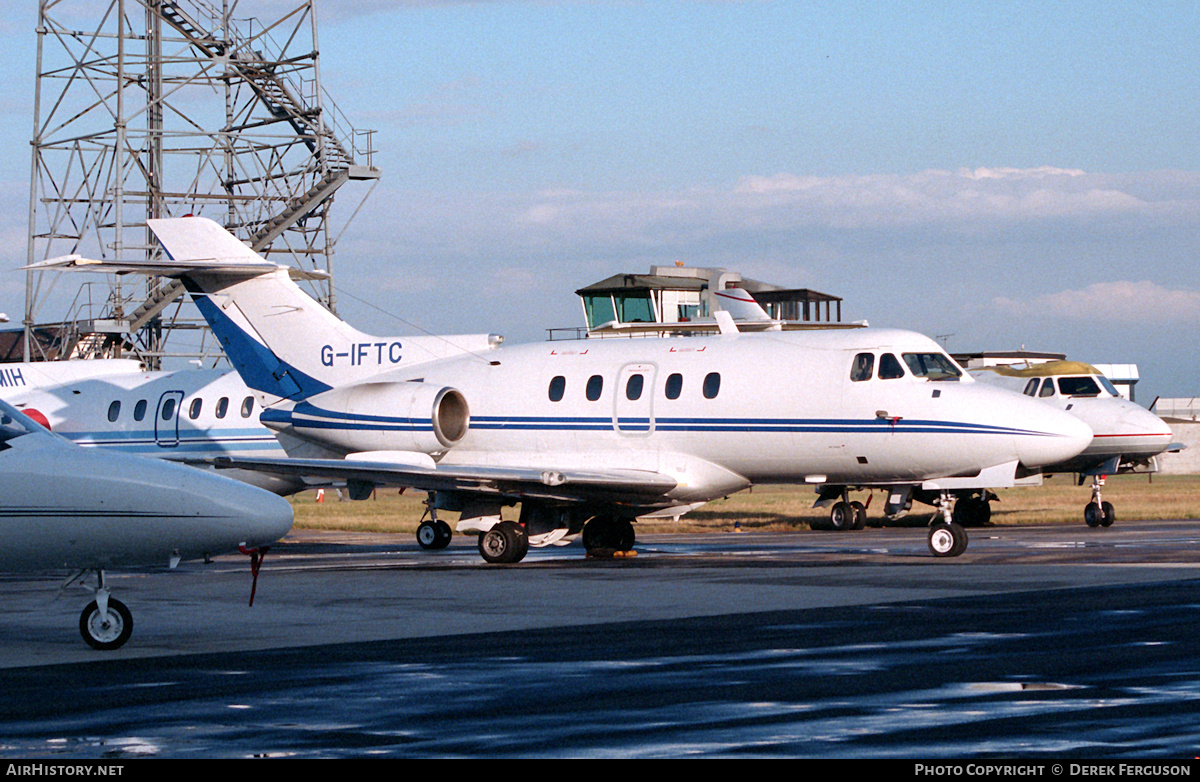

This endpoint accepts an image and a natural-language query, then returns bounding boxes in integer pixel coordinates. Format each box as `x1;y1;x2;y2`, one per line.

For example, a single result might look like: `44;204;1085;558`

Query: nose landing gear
1084;476;1115;528
928;491;969;558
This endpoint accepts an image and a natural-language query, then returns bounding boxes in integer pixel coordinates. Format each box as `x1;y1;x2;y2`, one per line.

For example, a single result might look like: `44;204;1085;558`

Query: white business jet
36;216;1093;562
0;359;302;495
0;396;293;649
965;361;1179;527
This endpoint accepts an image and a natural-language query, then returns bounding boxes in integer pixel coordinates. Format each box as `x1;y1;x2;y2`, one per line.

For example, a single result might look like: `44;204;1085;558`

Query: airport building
552;263;851;340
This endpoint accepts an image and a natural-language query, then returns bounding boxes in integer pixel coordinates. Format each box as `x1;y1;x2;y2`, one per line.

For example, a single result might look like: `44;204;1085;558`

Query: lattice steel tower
25;0;379;366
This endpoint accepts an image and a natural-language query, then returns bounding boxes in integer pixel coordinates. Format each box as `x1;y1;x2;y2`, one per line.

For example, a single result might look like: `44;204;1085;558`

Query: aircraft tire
928;522;967;558
478;521;528;564
417;520;452;550
850;501;867;530
582;516;635;552
1100;501;1116;528
1085;503;1102;528
79;598;133;651
829;502;854;531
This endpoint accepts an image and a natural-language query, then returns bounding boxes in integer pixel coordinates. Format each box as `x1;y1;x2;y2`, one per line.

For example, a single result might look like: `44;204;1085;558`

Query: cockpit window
1057;376;1104;397
1038;380;1055;397
902;353;962;380
1097;375;1120;397
850;353;874;382
878;353;905;379
1023;379;1039;396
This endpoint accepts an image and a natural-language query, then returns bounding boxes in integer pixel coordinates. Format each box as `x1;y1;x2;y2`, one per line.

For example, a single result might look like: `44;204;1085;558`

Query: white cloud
994;281;1200;324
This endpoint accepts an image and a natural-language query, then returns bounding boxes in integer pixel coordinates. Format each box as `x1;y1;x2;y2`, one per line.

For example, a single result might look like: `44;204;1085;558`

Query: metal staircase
25;0;380;367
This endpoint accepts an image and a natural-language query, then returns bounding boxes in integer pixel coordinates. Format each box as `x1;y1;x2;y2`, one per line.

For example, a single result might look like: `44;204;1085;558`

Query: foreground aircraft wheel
79;598;133;651
478;521;528;564
1084;503;1102;528
1100;501;1116;528
417;520;452;550
928;522;968;558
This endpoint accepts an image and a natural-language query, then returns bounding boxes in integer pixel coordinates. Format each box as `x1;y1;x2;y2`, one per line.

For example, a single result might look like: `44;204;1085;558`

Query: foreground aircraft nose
1011;402;1094;470
175;465;295;554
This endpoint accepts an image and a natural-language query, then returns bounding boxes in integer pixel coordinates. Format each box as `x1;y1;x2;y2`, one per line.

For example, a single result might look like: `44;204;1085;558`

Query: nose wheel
928;492;968;557
1084;476;1115;527
77;571;133;650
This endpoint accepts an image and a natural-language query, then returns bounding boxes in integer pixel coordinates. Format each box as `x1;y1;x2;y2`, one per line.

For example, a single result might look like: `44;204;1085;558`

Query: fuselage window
1038;380;1055;398
585;375;603;402
215;397;229;419
161;398;176;421
878;353;905;379
106;400;120;423
665;373;683;400
133;399;148;421
189;398;203;420
1023;379;1039;396
240;396;254;418
703;372;721;399
902;353;962;380
851;353;874;382
548;375;566;402
625;373;644;401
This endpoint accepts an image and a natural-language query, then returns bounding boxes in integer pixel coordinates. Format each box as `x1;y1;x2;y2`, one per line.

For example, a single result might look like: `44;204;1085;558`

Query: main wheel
829;501;853;531
928;522;968;558
79;598;133;651
582;516;636;552
478;520;528;564
850;501;867;530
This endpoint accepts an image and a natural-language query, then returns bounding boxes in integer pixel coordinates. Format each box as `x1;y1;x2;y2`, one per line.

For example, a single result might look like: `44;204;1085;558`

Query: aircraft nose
1015;405;1094;469
1121;404;1174;439
216;477;294;547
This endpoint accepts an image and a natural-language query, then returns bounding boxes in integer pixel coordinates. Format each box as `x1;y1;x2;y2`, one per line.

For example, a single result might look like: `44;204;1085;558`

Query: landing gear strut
1084;476;1115;528
928;491;968;558
76;570;133;651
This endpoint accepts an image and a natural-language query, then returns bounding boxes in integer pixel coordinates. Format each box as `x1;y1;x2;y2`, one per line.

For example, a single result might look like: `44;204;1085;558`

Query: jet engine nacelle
287;382;470;455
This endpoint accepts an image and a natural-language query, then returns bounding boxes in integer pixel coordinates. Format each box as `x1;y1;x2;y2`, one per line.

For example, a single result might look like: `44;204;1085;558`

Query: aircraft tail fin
36;216;501;401
712;288;777;326
144;217;495;401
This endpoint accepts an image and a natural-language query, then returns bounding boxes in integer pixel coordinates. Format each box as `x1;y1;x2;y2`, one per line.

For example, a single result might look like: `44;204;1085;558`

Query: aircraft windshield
0;399;44;445
902;353;962;381
1057;376;1112;397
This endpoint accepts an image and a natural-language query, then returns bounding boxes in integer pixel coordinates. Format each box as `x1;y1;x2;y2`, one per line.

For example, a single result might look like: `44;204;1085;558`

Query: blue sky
1;1;1198;404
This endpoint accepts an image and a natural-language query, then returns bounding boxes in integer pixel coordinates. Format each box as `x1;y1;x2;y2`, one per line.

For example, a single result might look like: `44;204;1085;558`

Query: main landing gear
72;570;133;651
928;491;969;558
1084;475;1116;528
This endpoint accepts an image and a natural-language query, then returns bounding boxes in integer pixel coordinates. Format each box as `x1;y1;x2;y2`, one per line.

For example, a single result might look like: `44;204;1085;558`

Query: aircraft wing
207;455;678;505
